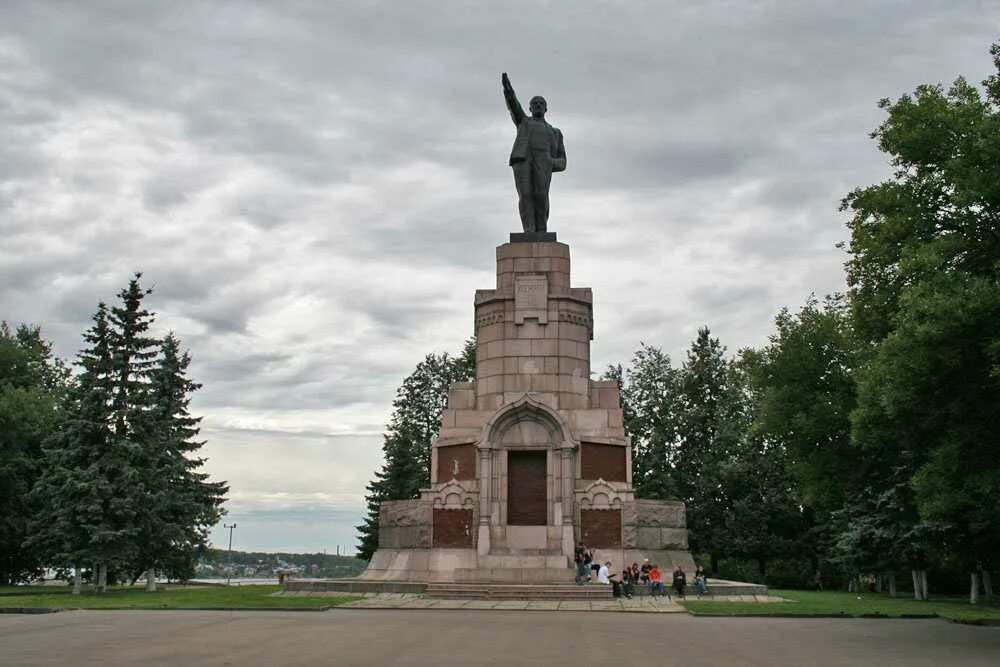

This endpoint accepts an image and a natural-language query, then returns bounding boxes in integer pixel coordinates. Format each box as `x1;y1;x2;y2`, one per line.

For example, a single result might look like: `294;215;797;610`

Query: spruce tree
674;327;736;571
356;338;475;560
27;304;117;592
607;343;681;500
29;275;228;591
136;334;228;587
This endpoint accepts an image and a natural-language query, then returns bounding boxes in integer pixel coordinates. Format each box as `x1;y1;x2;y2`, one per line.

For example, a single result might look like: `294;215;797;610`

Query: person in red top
648;563;665;596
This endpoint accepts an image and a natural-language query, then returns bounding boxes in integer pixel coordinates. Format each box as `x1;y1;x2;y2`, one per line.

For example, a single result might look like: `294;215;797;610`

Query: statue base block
510;231;557;243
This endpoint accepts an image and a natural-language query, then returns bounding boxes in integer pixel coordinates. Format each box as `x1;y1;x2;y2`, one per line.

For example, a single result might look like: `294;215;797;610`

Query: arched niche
579;479;623;510
432;480;476;509
479;394;576;451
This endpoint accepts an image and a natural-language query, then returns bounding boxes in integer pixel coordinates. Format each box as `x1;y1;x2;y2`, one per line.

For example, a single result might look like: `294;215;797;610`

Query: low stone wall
627;499;688;550
285;579;427;594
360;548;478;581
378;499;432;549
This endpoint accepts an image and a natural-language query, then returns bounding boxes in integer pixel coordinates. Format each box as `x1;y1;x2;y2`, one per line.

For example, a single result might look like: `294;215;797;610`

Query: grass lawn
0;584;357;610
682;589;1000;622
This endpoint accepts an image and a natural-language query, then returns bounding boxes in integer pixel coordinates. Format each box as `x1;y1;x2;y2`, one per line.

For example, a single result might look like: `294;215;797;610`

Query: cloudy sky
2;1;996;554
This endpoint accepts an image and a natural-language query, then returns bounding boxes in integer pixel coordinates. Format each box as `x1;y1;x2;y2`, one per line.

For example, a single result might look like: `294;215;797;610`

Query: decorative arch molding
432;480;477;509
477;393;578;451
578;479;623;510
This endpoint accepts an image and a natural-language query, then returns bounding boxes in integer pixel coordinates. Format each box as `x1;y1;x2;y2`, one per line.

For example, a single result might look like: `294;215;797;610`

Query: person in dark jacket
574;543;589;585
621;565;637;599
672;565;687;598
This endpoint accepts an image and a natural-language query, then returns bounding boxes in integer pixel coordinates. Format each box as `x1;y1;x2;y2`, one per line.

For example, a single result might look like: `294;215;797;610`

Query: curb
947;618;1000;626
684;610;939;619
0;605;347;613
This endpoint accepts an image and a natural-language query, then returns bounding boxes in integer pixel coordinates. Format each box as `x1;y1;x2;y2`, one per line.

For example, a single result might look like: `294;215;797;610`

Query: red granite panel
436;444;476;481
581;509;622;548
433;509;474;548
581;442;627;482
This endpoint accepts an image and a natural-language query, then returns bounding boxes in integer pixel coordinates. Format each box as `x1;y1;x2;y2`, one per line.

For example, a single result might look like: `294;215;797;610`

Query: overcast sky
2;1;997;554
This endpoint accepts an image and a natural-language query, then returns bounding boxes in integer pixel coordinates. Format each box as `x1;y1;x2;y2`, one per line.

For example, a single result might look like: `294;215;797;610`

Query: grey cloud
689;284;773;311
3;0;998;552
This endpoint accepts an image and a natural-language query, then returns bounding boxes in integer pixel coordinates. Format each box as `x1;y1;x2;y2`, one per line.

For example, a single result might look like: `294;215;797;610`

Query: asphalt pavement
2;608;999;666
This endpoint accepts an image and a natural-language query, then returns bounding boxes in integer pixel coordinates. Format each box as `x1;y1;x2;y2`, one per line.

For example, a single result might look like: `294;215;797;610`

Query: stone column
560;444;575;557
477;447;492;556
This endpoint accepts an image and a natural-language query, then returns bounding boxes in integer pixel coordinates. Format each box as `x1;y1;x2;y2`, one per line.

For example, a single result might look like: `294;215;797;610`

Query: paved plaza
340;592;688;611
2;608;999;666
322;591;782;611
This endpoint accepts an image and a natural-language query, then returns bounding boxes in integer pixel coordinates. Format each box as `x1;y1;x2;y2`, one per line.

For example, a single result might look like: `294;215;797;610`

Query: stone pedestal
361;240;693;582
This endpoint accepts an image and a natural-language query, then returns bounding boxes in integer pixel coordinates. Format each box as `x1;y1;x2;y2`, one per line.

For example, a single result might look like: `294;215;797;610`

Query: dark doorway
507;450;547;525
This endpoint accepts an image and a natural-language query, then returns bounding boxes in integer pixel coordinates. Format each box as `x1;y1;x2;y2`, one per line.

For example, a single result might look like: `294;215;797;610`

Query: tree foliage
843;44;1000;596
356;338;475;560
608;343;680;500
0;323;69;585
26;275;227;588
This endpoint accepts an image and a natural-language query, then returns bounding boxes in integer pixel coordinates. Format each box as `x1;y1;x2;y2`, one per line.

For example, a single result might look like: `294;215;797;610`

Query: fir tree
356;338;475;560
674;327;738;571
135;334;227;587
607;343;681;500
27;303;117;592
28;275;228;592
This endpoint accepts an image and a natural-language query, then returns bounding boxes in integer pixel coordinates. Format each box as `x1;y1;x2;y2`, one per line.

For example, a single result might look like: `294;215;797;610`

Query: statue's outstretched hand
502;73;523;124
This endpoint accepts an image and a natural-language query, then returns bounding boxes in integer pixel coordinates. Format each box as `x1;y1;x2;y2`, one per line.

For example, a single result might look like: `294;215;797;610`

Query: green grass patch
0;585;67;596
682;589;1000;622
0;584;357;610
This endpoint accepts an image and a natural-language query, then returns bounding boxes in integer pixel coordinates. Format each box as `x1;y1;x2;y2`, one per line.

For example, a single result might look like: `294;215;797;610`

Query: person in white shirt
597;561;611;584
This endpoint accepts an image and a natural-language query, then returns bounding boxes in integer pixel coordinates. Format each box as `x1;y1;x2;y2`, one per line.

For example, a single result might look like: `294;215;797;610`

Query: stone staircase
425;582;611;600
283;577;768;598
453;546;573;583
453;567;573;583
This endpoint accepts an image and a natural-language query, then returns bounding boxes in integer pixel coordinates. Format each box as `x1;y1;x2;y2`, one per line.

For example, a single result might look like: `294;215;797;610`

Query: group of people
573;544;710;599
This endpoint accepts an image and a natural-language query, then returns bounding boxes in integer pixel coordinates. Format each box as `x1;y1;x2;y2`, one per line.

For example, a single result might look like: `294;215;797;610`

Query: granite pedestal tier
361;241;694;583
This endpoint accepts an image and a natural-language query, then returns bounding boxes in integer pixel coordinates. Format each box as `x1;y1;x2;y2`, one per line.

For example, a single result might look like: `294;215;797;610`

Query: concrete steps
453;567;574;583
282;577;768;599
479;554;570;569
486;547;558;556
426;583;613;600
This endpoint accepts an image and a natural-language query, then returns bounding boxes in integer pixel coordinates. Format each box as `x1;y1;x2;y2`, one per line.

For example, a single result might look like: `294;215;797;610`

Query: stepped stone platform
426;582;629;600
283;577;768;598
361;240;698;585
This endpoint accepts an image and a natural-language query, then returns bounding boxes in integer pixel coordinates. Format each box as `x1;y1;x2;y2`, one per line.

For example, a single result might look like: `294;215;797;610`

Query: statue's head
529;95;547;118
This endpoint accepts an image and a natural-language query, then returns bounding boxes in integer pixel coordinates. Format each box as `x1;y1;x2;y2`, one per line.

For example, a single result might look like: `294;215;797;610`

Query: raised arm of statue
501;72;525;125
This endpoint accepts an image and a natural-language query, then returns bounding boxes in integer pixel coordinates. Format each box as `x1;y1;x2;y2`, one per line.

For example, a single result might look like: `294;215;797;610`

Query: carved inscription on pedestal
581;443;627;482
436;443;476;482
581;509;622;548
433;509;474;548
514;275;548;324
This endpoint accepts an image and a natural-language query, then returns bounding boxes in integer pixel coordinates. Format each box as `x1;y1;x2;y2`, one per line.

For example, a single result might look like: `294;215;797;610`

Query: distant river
189;578;280;586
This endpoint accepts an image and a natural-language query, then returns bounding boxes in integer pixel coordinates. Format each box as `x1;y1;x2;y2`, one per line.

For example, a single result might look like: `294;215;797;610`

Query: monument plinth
362;240;694;583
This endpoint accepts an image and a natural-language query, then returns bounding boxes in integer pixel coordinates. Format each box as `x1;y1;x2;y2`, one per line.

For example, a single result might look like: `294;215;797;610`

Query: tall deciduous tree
0;323;68;585
843;44;1000;602
747;296;858;581
356;339;475;560
715;351;804;582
